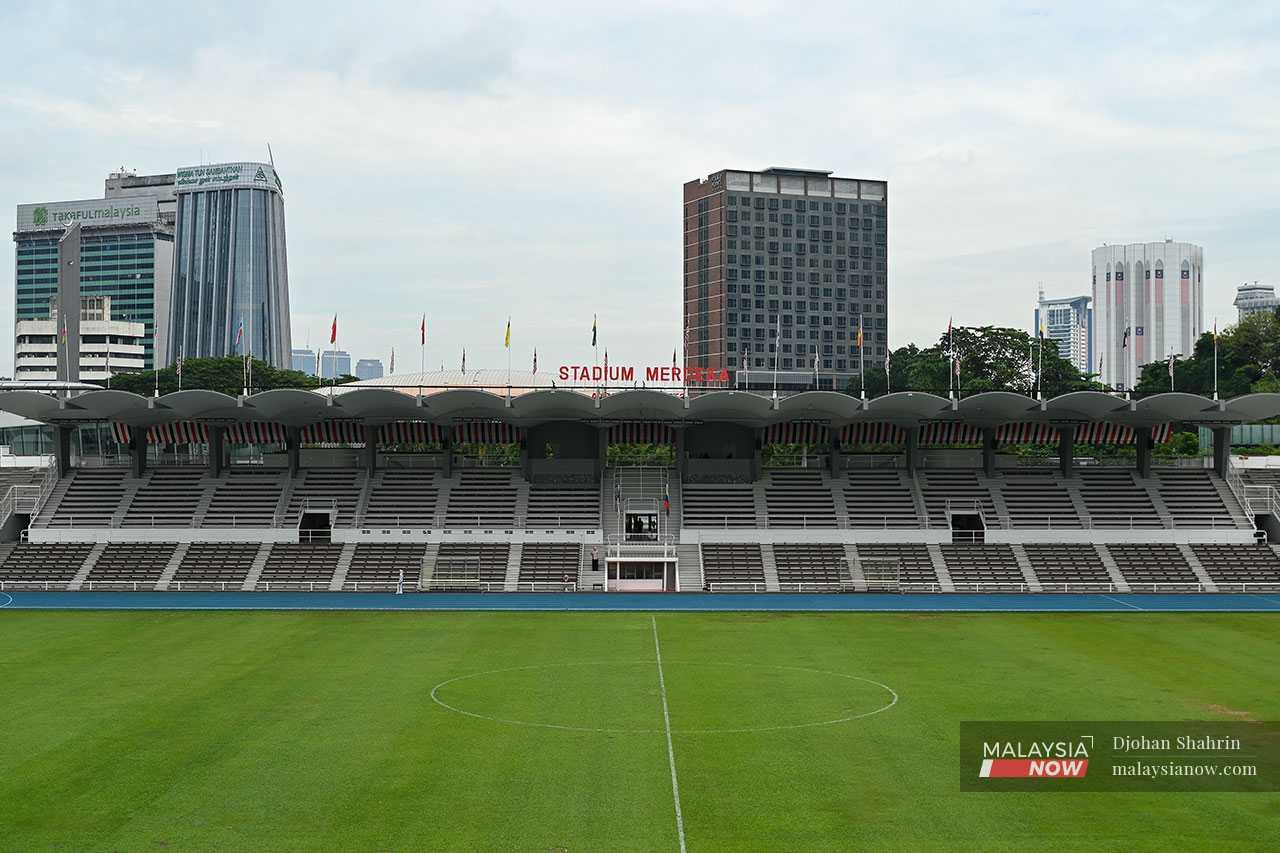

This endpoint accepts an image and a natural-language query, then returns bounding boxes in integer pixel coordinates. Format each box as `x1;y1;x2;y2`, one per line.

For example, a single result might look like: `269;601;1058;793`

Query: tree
1134;311;1280;396
97;356;356;397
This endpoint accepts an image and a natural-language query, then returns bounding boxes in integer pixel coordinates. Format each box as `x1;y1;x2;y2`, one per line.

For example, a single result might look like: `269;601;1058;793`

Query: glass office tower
168;162;292;366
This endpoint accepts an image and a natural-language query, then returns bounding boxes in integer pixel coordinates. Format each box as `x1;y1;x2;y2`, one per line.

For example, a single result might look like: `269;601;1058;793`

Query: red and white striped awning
226;422;286;445
840;421;1174;446
608;422;675;445
764;422;831;445
378;421;444;445
452;421;521;444
149;421;210;445
301;420;366;445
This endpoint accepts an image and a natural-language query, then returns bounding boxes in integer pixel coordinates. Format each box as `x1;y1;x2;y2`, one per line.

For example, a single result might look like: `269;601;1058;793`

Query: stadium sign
557;364;731;384
17;198;157;231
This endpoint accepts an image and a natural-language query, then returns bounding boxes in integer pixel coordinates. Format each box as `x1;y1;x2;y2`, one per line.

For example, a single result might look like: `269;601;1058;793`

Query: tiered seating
998;471;1081;528
256;544;342;587
1191;545;1280;586
204;469;284;527
85;543;176;587
919;471;998;528
773;543;848;586
1077;470;1161;528
1242;469;1280;489
764;469;836;527
344;544;427;590
854;544;939;585
1155;469;1243;528
0;467;41;493
171;543;260;589
939;545;1025;588
432;543;510;585
121;467;206;527
284;468;364;528
700;543;764;587
42;468;126;527
680;483;757;528
526;485;600;528
1106;544;1199;587
0;543;91;587
444;470;518;527
362;471;439;527
843;471;919;528
1022;544;1113;590
518;544;582;584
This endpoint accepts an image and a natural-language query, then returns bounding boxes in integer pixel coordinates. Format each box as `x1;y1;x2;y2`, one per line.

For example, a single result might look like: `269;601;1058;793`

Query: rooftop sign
16;197;158;231
175;162;283;195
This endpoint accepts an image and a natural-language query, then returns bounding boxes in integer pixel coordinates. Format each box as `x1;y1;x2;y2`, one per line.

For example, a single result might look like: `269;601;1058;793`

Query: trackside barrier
168;582;244;591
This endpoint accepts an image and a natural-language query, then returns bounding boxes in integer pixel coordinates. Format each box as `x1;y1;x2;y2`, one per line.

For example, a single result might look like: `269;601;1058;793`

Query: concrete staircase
1010;544;1042;592
830;472;850;526
1060;476;1091;525
191;477;218;527
419;543;440;588
328;542;358;591
751;481;768;527
676;543;703;592
759;543;781;592
1137;475;1174;524
513;480;530;529
1177;543;1218;592
577;544;606;592
67;542;108;591
843;544;868;591
504;543;523;591
926;543;955;591
272;479;295;530
978;473;1010;525
353;475;374;528
32;475;72;528
240;543;274;591
907;475;929;528
111;475;145;528
434;477;454;528
155;542;190;590
1094;543;1131;592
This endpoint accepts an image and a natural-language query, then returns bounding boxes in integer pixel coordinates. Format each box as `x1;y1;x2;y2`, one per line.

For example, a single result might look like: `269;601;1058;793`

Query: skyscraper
1092;241;1203;390
14;170;175;371
354;358;384;381
1033;290;1092;374
167;162;292;367
1234;282;1278;322
683;168;888;390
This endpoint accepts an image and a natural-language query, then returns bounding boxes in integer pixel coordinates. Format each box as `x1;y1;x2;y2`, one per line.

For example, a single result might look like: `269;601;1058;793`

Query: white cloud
1;0;1278;378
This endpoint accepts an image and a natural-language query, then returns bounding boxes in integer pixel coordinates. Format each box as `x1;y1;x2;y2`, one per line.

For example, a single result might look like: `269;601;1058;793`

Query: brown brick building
683;168;887;391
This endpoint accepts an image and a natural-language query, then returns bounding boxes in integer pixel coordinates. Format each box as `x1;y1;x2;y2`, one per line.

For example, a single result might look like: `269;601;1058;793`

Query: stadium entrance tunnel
430;661;897;734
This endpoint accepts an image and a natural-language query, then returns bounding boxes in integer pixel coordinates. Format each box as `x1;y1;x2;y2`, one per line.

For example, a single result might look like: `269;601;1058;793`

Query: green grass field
1;610;1277;851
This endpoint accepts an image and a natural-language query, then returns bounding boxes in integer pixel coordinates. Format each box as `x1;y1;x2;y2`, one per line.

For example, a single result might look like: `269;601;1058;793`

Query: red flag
330;315;337;344
420;315;426;345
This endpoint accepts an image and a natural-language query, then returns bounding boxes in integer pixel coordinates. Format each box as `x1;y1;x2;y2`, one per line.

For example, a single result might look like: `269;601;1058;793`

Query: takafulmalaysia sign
557;364;730;384
17;198;158;231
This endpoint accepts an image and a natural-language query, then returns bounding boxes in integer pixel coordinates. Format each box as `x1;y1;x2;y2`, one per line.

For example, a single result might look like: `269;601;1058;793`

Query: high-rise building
1234;282;1278;321
1033;290;1092;374
1091;241;1203;390
354;358;384;381
683;167;888;390
14;170;175;370
167;162;292;367
15;296;145;381
291;348;317;375
319;350;351;380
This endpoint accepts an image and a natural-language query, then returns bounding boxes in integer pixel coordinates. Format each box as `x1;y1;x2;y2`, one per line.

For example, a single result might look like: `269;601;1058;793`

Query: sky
2;0;1278;378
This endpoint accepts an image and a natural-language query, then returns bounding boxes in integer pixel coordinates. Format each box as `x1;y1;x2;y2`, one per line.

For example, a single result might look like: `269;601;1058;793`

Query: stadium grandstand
0;374;1278;595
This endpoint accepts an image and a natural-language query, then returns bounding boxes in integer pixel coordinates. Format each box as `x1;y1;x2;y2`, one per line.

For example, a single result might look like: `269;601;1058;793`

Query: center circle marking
429;660;898;734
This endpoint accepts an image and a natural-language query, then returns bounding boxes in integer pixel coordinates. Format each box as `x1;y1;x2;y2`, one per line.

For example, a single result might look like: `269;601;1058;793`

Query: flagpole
858;314;865;399
1212;320;1219;400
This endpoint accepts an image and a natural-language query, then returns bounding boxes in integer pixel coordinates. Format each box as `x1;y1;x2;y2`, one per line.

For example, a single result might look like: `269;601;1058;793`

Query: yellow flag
504;317;511;348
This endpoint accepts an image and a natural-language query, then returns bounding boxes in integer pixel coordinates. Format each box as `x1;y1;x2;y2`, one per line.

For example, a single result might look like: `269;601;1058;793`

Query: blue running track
2;591;1279;612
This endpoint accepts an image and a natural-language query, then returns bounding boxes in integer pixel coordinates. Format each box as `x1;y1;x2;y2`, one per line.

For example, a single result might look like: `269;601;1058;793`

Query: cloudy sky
2;1;1277;377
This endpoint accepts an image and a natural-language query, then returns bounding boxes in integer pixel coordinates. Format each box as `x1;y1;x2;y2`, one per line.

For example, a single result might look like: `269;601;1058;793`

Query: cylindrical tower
167;162;292;367
1091;240;1202;390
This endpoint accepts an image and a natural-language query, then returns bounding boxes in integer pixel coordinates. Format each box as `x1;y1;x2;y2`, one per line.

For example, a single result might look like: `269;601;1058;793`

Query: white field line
651;616;687;853
1102;594;1144;611
0;592;12;608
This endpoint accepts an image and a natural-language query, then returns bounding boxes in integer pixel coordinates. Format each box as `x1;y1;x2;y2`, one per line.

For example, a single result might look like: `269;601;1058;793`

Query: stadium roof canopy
0;387;1277;430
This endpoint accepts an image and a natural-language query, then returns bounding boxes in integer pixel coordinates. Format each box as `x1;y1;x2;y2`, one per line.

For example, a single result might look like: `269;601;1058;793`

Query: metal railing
607;534;677;560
